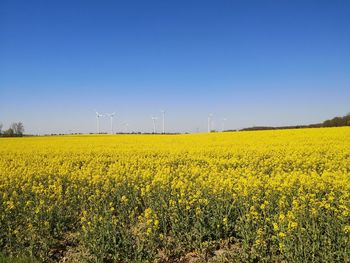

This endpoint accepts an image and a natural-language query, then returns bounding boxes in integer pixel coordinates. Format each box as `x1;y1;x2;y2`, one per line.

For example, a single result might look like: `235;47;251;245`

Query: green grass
0;254;38;263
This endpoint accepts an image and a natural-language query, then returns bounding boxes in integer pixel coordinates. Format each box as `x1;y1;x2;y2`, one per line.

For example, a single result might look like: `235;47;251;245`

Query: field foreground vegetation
0;128;350;262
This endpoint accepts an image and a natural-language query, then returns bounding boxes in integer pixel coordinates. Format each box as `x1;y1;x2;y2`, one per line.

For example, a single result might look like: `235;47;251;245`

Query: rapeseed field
0;128;349;262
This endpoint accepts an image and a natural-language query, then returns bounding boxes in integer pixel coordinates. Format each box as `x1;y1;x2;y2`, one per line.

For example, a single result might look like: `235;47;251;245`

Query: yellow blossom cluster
0;127;349;261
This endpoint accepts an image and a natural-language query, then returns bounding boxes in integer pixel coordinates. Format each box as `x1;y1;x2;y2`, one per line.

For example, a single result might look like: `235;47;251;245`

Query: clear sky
1;0;349;134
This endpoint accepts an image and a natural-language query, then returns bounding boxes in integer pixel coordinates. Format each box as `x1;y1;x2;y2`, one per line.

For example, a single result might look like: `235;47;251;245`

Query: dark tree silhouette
10;122;24;136
240;112;350;131
1;122;25;137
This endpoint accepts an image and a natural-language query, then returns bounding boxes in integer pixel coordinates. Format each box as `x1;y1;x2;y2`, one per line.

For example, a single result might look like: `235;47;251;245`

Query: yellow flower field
0;127;350;262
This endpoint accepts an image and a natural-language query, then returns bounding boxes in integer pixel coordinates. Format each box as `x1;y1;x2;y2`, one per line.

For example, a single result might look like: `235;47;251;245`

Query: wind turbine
208;113;213;133
151;116;158;133
222;118;227;132
95;110;104;134
161;110;166;134
124;122;129;133
106;112;116;134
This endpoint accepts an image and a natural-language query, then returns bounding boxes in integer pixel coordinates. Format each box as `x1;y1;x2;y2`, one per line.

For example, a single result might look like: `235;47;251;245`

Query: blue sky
1;0;349;134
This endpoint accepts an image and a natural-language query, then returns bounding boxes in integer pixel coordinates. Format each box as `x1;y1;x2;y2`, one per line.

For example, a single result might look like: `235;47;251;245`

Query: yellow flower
344;225;350;234
154;219;159;227
278;232;286;238
279;214;285;222
288;221;298;230
121;195;128;203
6;201;15;210
144;208;152;219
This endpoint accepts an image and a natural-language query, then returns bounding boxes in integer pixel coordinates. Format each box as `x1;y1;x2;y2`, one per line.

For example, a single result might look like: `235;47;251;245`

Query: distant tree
346;114;350;126
10;122;24;136
0;123;2;135
3;128;14;137
18;122;25;135
10;123;17;134
17;122;25;135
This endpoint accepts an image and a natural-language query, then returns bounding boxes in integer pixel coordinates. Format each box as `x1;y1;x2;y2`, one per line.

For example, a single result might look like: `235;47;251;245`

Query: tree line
322;113;350;127
240;112;350;131
0;122;24;137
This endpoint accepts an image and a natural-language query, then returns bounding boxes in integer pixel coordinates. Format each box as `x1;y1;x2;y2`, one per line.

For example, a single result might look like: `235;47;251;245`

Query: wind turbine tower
106;112;116;134
161;110;166;134
151;116;158;134
208;113;213;133
95;111;104;134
